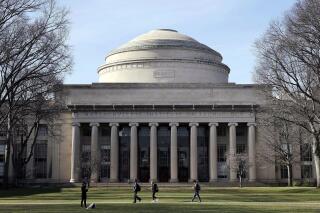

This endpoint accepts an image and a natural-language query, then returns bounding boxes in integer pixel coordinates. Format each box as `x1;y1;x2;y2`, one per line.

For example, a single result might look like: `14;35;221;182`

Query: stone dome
98;29;230;83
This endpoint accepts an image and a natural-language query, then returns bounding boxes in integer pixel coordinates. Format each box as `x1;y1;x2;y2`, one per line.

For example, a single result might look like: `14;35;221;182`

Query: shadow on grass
0;187;63;198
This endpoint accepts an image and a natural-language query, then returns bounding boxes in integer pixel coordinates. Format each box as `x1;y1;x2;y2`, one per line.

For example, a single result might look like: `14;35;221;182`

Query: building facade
1;29;314;184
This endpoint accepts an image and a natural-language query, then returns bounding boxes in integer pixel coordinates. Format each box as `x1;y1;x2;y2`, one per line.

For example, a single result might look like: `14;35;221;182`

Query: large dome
98;29;230;83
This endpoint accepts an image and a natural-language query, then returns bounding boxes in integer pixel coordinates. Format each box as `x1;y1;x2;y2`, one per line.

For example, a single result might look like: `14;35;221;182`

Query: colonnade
70;122;256;183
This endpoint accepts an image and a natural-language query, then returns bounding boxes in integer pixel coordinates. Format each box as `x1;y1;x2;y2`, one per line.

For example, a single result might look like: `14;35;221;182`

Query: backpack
195;183;200;191
136;183;141;192
154;184;159;192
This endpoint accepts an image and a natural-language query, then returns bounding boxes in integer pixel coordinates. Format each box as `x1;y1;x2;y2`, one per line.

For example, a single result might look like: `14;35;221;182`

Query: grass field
1;186;320;212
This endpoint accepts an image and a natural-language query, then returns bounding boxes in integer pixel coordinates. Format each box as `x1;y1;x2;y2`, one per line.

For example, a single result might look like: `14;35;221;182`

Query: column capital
209;122;219;127
189;122;199;127
228;122;238;127
72;122;80;127
109;122;119;127
90;122;100;127
149;122;159;127
129;122;139;127
169;122;179;127
247;122;256;127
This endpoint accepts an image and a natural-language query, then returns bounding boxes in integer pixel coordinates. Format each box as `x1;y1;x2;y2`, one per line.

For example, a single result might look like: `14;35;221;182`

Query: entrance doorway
158;126;170;182
178;126;189;182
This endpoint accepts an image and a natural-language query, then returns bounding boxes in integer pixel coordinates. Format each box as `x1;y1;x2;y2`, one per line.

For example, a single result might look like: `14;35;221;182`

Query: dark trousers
81;196;87;208
133;191;141;203
152;192;157;200
192;191;201;202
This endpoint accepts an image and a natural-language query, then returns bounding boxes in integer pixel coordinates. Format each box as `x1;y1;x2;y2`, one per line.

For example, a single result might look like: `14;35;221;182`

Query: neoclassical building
1;29;314;184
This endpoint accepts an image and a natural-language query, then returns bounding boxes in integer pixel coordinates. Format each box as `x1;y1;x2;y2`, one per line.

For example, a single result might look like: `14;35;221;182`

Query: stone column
228;123;238;182
90;122;100;183
149;122;158;182
209;123;218;182
70;122;80;183
129;123;139;181
169;122;179;182
189;122;198;182
110;123;119;182
248;122;256;182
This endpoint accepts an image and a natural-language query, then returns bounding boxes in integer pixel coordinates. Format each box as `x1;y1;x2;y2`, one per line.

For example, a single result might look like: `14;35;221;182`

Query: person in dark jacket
191;180;201;202
151;181;159;202
133;179;142;203
81;183;88;208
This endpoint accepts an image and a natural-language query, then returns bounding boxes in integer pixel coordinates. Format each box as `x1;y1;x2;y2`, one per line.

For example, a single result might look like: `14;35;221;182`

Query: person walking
151;181;159;202
81;182;88;208
191;180;201;202
133;179;142;203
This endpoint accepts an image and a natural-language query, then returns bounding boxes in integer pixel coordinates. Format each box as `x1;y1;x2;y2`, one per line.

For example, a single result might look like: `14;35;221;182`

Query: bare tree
254;0;320;187
236;154;247;188
0;0;72;187
257;111;303;186
11;94;64;185
227;151;248;187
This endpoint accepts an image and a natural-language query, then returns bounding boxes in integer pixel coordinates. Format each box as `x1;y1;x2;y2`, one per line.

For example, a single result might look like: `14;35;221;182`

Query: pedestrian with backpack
151;181;159;202
133;179;142;203
191;180;201;202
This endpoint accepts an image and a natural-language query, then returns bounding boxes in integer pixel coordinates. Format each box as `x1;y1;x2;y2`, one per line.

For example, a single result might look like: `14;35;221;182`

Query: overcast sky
59;0;296;84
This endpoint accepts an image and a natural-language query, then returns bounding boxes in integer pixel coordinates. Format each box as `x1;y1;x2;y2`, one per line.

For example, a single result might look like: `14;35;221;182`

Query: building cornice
62;82;263;89
66;103;258;113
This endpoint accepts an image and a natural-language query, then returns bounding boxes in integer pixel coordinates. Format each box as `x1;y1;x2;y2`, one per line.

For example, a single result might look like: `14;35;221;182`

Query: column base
188;179;197;183
70;178;77;183
249;179;256;182
209;179;218;183
149;178;159;183
109;179;119;183
169;179;179;183
129;178;137;183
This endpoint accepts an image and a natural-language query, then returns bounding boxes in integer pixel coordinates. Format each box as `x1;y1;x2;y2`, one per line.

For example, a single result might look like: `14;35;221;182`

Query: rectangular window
100;145;110;179
301;144;312;162
100;164;110;179
34;143;47;178
301;165;313;179
101;145;110;163
280;165;288;179
0;130;6;137
159;150;169;167
281;143;292;154
140;150;149;167
81;145;91;179
81;145;91;163
0;144;5;177
37;125;48;137
218;144;227;162
236;144;246;154
13;143;27;178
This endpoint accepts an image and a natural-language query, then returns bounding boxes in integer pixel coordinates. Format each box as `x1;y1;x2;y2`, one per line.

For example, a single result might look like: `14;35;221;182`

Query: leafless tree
0;0;72;187
236;154;247;188
257;111;304;186
227;152;248;187
254;0;320;187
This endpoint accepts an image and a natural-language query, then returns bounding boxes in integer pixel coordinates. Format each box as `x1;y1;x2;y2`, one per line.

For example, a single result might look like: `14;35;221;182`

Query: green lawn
1;186;320;212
